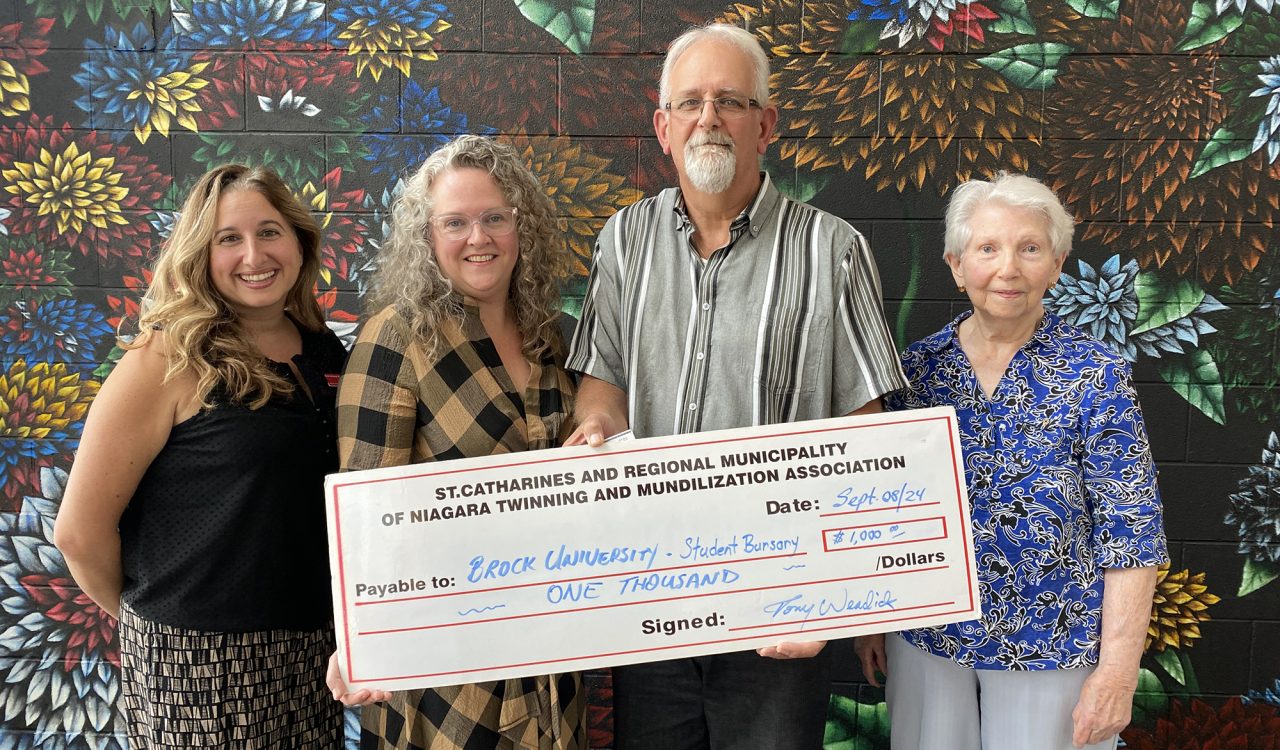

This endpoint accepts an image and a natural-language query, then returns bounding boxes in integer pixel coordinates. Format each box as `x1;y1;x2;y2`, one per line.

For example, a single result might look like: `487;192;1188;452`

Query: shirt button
696;352;705;360
701;302;711;311
689;403;698;411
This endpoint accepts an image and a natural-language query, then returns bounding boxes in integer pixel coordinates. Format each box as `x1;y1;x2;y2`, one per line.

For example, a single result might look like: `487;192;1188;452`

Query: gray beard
684;144;736;194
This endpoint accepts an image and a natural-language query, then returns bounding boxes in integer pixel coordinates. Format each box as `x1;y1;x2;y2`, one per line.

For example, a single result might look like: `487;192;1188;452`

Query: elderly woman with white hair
855;173;1167;750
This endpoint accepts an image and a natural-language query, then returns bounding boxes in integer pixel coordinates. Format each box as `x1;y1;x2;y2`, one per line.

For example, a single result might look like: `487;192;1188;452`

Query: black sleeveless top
119;325;347;631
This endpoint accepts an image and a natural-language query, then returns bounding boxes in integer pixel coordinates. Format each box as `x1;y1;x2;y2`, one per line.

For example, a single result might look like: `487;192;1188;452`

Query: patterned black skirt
118;603;345;749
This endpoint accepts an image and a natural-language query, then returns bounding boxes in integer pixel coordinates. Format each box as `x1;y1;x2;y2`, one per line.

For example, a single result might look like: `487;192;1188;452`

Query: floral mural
0;0;1275;747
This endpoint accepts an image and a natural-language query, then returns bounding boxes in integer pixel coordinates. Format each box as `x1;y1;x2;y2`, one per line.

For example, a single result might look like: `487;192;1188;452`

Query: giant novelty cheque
326;406;980;690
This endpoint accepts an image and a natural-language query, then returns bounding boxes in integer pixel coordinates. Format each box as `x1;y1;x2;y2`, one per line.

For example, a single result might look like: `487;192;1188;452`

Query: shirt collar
672;172;777;238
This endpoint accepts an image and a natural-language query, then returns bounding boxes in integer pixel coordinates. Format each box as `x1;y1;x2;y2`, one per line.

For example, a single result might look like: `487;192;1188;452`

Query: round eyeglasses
664;96;761;121
430;207;519;241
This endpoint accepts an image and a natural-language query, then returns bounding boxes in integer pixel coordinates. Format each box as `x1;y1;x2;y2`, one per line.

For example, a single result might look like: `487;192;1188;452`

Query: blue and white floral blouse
887;311;1168;670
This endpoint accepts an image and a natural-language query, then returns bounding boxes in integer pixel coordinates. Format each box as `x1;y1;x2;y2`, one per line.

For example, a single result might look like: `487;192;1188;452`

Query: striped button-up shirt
568;173;907;438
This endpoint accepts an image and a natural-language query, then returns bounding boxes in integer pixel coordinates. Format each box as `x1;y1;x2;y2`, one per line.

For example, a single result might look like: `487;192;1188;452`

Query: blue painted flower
1047;255;1225;360
0;298;113;370
173;0;331;49
331;0;453;81
1250;55;1280;164
848;0;912;24
73;23;210;143
0;470;125;749
1245;677;1280;707
360;82;493;182
1047;255;1139;356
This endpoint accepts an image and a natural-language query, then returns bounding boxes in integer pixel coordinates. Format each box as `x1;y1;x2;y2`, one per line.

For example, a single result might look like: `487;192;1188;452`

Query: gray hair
659;24;770;108
943;172;1074;260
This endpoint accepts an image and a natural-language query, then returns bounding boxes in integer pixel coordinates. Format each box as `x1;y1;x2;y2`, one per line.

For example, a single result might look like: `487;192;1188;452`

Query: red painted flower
188;53;246;132
105;268;152;332
0;116;168;259
246;41;360;106
0;17;53;76
20;573;119;669
1121;697;1280;749
926;2;1000;50
298;168;368;288
2;246;61;288
0;454;52;510
0;18;53;116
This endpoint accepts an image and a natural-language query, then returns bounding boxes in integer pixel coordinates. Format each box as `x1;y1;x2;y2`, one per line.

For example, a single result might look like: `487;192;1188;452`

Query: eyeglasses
430;207;519;241
664;96;761;121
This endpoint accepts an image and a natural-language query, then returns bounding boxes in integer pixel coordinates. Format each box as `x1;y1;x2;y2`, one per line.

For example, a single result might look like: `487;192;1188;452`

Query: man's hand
757;640;827;659
567;375;629;447
565;412;620;447
327;652;393;707
853;633;888;687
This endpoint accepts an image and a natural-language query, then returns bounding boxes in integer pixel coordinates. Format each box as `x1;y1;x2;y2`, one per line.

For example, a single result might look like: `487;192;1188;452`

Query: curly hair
369;135;572;360
128;164;326;409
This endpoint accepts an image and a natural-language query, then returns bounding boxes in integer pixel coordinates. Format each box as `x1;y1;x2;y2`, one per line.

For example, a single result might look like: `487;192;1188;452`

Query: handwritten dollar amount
821;517;947;552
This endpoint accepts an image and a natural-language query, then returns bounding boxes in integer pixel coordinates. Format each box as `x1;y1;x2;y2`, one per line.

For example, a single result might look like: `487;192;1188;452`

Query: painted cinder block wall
0;0;1277;747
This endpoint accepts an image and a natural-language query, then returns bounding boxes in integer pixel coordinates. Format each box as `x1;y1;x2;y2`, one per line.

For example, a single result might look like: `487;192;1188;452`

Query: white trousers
885;634;1119;750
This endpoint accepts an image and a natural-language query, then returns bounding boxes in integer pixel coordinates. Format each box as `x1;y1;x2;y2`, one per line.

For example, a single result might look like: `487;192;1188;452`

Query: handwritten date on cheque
326;407;980;691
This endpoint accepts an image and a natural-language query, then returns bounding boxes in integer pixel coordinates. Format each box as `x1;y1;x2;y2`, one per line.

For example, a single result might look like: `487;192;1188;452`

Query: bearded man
565;23;909;750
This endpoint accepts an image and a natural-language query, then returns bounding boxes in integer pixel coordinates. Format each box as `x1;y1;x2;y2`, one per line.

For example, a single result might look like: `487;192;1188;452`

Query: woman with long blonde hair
56;164;347;748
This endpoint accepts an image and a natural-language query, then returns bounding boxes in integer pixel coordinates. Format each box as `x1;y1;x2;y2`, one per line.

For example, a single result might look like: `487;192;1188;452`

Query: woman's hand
327;652;393;706
1071;565;1158;747
853;633;888;687
1071;665;1136;747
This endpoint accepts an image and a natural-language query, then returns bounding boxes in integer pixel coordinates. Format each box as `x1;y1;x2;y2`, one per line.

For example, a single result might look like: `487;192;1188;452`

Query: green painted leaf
1178;649;1202;694
85;0;106;23
94;345;125;380
1131;273;1206;335
513;0;596;55
990;0;1037;35
1190;126;1254;179
1066;0;1118;18
1179;0;1244;50
1240;557;1280;596
842;21;884;54
1153;649;1186;685
977;43;1073;90
1131;668;1168;725
1157;350;1226;424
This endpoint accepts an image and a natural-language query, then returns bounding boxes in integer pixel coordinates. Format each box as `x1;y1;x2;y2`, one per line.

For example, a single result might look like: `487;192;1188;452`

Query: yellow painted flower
0;360;98;442
1146;563;1220;653
123;62;210;143
337;18;451;82
2;142;130;235
0;61;32;117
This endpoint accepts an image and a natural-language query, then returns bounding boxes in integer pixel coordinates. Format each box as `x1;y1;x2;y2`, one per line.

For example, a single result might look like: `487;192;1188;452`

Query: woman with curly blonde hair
56;164;347;748
327;135;586;749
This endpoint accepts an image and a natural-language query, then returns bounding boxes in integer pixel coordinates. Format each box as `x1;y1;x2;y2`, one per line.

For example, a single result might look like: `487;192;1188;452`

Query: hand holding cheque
326;406;980;692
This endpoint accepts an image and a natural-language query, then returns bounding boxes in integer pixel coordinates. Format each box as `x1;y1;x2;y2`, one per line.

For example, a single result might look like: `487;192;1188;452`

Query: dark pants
612;649;832;750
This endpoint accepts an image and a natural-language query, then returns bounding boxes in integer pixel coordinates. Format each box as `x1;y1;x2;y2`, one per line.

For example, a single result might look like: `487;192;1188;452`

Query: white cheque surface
327;406;979;690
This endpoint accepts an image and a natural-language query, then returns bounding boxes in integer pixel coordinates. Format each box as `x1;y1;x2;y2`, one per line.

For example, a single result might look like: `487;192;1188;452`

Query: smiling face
208;187;303;320
429;167;519;308
948;200;1065;328
654;38;777;196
